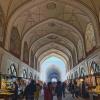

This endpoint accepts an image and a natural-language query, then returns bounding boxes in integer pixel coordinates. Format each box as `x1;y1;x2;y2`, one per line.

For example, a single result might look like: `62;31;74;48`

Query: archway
40;55;67;83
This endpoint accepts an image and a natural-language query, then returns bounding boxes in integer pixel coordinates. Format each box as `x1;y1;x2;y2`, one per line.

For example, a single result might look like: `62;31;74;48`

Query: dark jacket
24;81;36;96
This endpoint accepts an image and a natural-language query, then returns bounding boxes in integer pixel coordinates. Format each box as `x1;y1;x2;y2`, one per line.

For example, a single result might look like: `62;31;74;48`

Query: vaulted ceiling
0;0;100;71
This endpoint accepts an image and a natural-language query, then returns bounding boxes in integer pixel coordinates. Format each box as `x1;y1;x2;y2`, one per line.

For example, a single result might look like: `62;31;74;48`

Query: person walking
55;81;63;100
34;83;40;100
74;81;79;98
70;80;75;98
44;82;53;100
23;80;36;100
12;81;18;100
62;82;66;98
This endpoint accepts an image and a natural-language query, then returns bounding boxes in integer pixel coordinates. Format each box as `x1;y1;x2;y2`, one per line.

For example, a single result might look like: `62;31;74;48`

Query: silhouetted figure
74;81;79;98
55;81;63;100
34;83;40;100
44;82;53;100
24;80;36;100
12;81;18;100
71;81;75;98
81;81;89;98
62;82;66;98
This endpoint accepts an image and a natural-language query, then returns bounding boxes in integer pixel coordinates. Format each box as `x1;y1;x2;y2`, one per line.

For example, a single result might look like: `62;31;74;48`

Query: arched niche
90;61;100;74
74;71;78;79
10;27;21;58
29;72;33;79
23;69;27;79
0;6;5;46
30;51;34;68
23;42;29;64
80;67;87;77
85;23;96;53
77;39;85;61
7;63;17;77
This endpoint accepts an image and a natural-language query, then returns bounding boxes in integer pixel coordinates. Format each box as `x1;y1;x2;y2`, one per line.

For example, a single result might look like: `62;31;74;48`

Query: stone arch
10;27;21;58
85;23;96;53
22;19;84;65
28;33;78;65
30;42;73;67
0;20;3;46
23;41;29;64
40;54;67;82
40;53;67;70
5;0;100;50
36;47;72;72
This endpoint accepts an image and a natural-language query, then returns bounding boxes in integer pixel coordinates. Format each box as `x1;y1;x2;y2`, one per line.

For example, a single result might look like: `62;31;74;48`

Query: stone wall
66;48;100;79
0;47;39;80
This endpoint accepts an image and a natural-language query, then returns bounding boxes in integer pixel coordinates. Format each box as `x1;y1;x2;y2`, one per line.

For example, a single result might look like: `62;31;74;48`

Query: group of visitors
12;79;41;100
43;81;66;100
67;80;89;99
11;78;90;100
12;79;66;100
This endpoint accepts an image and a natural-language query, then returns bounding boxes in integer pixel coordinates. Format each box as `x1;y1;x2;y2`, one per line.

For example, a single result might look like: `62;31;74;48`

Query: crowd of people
67;80;89;99
11;79;89;100
12;79;66;100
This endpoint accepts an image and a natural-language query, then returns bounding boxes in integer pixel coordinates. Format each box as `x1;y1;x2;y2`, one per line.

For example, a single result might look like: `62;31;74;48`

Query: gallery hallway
0;0;100;100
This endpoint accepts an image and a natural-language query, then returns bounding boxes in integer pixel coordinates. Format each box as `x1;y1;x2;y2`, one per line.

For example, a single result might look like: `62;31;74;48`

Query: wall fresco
10;27;21;58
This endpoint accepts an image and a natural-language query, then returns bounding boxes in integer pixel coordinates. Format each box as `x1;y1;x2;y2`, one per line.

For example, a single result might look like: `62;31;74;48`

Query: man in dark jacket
55;81;63;100
24;80;36;100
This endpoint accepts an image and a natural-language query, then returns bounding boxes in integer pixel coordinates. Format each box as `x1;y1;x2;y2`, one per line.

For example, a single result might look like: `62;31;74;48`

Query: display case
0;74;15;90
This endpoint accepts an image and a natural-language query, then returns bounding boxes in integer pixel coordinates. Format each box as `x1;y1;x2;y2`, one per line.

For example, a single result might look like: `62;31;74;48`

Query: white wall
66;48;100;79
0;47;39;79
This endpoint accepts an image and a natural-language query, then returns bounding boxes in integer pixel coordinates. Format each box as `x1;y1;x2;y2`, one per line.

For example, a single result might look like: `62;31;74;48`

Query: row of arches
0;21;97;66
0;0;100;71
8;22;97;66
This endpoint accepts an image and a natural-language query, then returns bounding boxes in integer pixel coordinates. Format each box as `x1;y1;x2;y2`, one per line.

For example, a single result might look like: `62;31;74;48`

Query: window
8;64;17;76
23;69;27;79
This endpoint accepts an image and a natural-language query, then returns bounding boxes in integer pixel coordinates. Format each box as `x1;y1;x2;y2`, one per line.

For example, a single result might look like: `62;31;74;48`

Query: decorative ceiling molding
5;0;100;50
